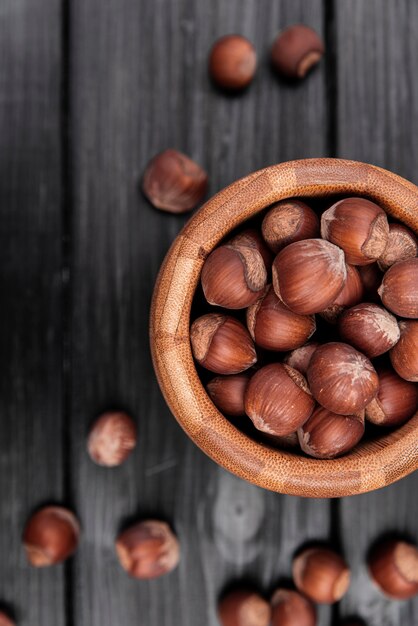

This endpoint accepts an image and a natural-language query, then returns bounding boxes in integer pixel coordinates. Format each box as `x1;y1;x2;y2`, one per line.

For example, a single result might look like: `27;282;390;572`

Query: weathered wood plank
336;1;418;624
70;1;330;624
0;1;65;624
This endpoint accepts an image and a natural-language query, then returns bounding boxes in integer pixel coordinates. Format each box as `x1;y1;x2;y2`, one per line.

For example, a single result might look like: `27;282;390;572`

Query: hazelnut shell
271;25;324;79
271;588;316;626
0;613;15;626
218;589;271;626
320;264;364;323
368;539;418;599
87;411;137;466
378;223;418;271
338;302;400;358
209;35;257;91
378;258;418;318
365;367;418;427
261;199;319;253
23;506;80;567
389;320;418;382
298;406;365;459
230;228;273;271
283;342;320;375
293;546;350;604
206;374;250;417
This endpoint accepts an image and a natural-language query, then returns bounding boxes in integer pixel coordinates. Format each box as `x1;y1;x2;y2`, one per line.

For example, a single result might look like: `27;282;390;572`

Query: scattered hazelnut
209;35;257;91
271;25;324;79
190;314;257;374
271;588;316;626
116;520;180;579
293;546;350;604
206;374;250;416
390;320;418;382
320;264;364;323
368;538;418;600
283;342;320;376
218;589;271;626
247;285;316;351
272;239;347;315
298;406;365;459
365;367;418;427
261;199;320;253
338;303;400;358
307;342;379;415
230;228;273;272
378;223;418;271
358;263;383;302
321;198;389;265
201;243;267;309
0;612;15;626
378;258;418;318
23;506;80;567
142;149;208;213
245;363;315;436
87;411;137;467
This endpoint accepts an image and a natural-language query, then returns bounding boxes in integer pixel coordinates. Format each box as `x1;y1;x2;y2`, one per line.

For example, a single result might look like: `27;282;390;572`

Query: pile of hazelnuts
190;196;418;459
218;536;418;626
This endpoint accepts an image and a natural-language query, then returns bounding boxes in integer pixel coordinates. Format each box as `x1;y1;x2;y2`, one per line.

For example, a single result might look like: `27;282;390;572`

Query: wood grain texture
69;1;331;625
0;1;65;624
336;1;418;624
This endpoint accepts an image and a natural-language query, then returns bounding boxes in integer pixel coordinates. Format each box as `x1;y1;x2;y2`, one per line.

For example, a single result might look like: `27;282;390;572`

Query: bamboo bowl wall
150;159;418;498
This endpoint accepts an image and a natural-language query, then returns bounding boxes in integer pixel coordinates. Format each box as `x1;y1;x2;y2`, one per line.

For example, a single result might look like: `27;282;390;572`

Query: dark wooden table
0;1;417;624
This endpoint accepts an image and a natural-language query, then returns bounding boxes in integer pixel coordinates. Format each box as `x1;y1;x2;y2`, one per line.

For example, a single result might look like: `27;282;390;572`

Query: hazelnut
368;538;418;600
218;589;271;626
358;263;383;302
87;411;137;467
265;431;300;450
23;506;80;567
378;223;418;271
209;35;257;91
321;198;389;265
338;303;400;358
272;239;347;315
247;285;316;351
365;367;418;427
320;264;364;323
271;25;324;79
206;373;250;416
116;520;180;579
271;588;316;626
298;406;365;459
190;314;257;374
283;342;320;376
261;199;320;253
293;546;350;604
230;228;273;272
201;244;267;309
142;149;208;213
378;258;418;318
307;342;379;415
0;613;14;626
390;320;418;382
245;363;315;436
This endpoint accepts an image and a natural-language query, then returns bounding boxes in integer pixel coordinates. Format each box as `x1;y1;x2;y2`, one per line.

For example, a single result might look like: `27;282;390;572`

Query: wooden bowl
150;158;418;498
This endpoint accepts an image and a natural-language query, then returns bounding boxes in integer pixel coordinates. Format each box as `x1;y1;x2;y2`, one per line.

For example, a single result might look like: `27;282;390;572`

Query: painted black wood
0;1;65;625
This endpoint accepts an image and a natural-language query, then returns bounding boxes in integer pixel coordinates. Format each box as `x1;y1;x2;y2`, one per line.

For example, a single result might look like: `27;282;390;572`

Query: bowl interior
150;159;418;498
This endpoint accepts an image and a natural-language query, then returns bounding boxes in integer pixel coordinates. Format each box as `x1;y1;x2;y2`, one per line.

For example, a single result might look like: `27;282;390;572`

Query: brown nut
245;363;315;436
23;506;80;567
338;302;400;358
87;411;137;467
191;314;257;375
218;589;271;626
209;35;257;91
201;244;267;309
142;149;208;213
307;342;379;415
378;223;418;271
265;431;300;451
358;263;383;302
298;406;365;459
368;538;418;600
0;613;15;626
390;320;418;382
378;258;418;318
320;264;364;323
206;374;250;416
365;367;418;427
271;588;316;626
116;520;180;579
293;546;350;604
247;285;316;351
283;342;320;376
321;198;389;265
261;199;320;253
272;239;347;315
271;25;324;79
230;228;273;272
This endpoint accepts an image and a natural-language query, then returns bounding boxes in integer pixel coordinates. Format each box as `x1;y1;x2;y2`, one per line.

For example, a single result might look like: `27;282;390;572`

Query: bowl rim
150;158;418;498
